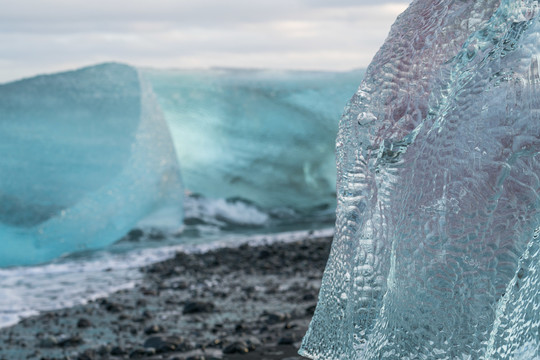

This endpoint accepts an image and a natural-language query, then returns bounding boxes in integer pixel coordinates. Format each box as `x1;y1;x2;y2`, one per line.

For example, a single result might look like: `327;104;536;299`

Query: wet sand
0;233;332;360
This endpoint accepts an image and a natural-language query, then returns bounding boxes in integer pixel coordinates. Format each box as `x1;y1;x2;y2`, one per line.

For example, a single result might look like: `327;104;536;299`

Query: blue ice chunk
143;68;363;210
0;63;183;267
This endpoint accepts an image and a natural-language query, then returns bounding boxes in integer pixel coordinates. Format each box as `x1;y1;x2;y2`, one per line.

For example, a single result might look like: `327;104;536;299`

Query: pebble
278;334;297;345
223;341;250;354
110;346;128;355
129;347;156;358
77;318;92;328
57;334;84;347
0;235;332;360
143;335;192;353
145;324;164;335
183;301;215;314
38;336;57;348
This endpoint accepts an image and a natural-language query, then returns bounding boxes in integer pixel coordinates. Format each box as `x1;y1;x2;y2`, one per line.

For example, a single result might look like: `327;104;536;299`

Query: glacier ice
301;0;540;359
144;68;363;210
0;63;183;267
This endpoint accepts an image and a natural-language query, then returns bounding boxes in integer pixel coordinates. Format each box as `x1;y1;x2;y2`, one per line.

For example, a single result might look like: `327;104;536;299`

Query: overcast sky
0;0;410;83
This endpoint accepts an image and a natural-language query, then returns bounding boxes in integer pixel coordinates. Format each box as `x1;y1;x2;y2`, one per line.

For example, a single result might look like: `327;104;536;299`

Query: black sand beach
0;233;332;360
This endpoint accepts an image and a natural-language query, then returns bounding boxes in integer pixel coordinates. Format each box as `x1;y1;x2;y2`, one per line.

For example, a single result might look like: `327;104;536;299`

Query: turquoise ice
301;0;540;358
0;64;362;267
144;68;363;211
0;64;183;267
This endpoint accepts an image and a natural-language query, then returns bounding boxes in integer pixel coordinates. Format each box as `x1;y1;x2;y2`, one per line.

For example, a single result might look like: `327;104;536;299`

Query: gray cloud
0;0;411;82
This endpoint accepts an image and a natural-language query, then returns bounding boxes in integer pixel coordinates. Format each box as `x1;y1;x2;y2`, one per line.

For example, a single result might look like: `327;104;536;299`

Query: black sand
0;233;332;360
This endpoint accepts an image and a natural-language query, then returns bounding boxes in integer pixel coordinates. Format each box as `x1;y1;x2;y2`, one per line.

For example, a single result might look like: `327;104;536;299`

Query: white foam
0;227;333;329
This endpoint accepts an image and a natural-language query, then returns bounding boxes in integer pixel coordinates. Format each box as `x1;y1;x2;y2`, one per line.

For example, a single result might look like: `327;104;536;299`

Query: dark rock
38;336;57;348
110;346;127;356
183;301;215;314
173;280;189;290
57;335;84;347
144;324;164;335
99;299;123;313
223;341;250;354
305;304;317;315
143;335;191;353
283;322;298;330
185;356;205;360
77;349;96;360
257;249;272;259
127;229;144;242
206;338;223;348
97;345;112;355
263;312;290;324
234;323;246;333
278;334;297;345
129;347;155;358
77;318;92;329
245;336;261;350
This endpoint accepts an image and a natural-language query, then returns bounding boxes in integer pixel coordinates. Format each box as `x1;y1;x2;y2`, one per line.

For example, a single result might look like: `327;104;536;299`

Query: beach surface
0;232;332;360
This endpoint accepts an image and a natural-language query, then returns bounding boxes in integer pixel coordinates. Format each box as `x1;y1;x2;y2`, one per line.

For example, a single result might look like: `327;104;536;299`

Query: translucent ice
144;68;363;210
301;0;540;359
0;64;183;267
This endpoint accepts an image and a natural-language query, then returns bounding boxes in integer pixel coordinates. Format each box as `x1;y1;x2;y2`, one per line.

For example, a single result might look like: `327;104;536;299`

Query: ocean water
0;66;361;328
0;226;334;329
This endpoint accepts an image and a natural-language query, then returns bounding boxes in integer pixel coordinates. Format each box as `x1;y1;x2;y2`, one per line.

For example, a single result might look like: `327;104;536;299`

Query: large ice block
0;63;183;267
143;68;363;211
301;0;540;358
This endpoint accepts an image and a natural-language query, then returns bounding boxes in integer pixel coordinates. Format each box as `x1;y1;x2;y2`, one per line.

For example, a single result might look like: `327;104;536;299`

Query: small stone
77;318;92;329
144;324;163;335
305;304;317;315
264;312;290;324
143;335;191;353
183;301;215;314
283;322;298;329
110;346;127;355
98;344;112;355
223;341;250;354
39;336;58;348
58;335;84;347
257;249;272;259
77;349;96;360
234;323;246;333
278;334;297;345
99;299;123;313
129;347;155;358
127;228;144;241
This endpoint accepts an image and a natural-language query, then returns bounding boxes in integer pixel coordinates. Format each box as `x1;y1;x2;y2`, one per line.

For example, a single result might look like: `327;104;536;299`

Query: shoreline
0;232;333;360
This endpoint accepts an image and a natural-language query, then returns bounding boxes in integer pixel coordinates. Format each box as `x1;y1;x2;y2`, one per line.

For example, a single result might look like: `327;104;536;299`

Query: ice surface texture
0;64;183;267
301;0;540;359
144;68;362;211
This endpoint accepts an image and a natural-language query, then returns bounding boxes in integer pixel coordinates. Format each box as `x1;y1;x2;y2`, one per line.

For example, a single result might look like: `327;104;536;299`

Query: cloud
0;0;410;82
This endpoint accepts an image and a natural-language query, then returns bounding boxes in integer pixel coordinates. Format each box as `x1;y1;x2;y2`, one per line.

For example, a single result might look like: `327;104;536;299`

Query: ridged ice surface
0;64;183;267
301;0;540;359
